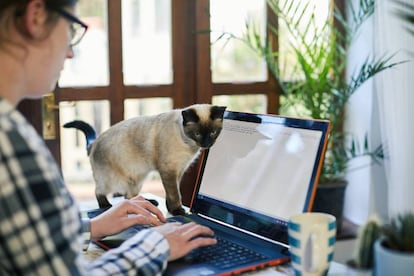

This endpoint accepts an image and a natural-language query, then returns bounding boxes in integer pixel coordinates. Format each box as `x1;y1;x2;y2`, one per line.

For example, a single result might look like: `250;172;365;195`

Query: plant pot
312;180;347;230
346;260;373;276
374;238;414;276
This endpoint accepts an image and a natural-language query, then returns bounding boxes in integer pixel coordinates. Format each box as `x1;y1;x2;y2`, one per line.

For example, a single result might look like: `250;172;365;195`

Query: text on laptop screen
191;112;329;242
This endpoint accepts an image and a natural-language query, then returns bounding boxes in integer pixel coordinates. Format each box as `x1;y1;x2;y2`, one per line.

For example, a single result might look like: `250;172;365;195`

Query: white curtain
374;0;414;218
344;1;378;225
344;0;414;224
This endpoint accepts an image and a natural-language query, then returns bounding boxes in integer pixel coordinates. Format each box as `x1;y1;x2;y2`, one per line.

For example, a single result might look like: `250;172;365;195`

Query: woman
0;0;216;275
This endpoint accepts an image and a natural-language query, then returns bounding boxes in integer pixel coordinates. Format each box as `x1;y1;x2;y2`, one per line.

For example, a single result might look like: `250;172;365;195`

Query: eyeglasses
49;7;88;47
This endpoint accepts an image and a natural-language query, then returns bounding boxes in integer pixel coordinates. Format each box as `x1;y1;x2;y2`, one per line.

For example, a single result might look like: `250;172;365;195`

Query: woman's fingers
128;197;166;223
90;196;169;239
180;222;215;239
126;212;162;226
154;222;217;261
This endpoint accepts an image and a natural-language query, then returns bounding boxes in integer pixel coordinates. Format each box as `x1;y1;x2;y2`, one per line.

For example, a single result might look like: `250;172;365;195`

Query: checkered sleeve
0;103;85;275
0;101;170;275
87;229;169;275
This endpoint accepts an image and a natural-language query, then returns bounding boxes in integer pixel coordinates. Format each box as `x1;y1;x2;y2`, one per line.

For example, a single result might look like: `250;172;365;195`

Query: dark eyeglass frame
48;6;88;47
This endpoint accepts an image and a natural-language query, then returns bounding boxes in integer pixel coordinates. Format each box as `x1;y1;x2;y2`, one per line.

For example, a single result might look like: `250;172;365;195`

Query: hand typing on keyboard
153;222;217;261
185;236;267;269
90;195;166;240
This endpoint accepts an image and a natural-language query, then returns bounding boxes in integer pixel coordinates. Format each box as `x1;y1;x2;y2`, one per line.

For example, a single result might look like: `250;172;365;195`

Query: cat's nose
200;141;213;148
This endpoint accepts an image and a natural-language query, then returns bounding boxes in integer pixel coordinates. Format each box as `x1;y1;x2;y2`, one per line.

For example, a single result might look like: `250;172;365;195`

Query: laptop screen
191;111;330;243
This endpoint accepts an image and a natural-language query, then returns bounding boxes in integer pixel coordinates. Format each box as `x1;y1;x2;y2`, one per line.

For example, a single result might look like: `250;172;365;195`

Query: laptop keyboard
185;236;267;269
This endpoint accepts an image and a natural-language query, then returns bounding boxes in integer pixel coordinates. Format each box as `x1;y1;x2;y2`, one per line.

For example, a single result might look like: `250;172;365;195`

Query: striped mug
288;212;336;276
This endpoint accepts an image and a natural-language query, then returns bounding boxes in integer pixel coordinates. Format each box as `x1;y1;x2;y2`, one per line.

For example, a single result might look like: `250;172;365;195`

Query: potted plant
346;218;381;276
215;0;402;228
374;212;414;275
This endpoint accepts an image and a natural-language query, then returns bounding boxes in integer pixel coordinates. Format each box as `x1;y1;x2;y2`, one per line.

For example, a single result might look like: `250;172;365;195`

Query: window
58;1;332;202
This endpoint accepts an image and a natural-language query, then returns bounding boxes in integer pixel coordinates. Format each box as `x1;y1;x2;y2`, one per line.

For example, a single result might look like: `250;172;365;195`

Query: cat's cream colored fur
65;104;226;215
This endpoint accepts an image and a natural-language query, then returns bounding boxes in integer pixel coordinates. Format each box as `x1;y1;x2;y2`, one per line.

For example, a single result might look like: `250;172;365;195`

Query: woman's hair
0;0;78;49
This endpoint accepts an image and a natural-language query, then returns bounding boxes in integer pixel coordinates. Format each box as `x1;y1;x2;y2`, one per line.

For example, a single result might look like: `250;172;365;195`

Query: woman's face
25;4;75;98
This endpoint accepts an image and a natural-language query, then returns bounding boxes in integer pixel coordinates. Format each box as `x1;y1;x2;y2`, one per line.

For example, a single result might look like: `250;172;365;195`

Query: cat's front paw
170;207;186;216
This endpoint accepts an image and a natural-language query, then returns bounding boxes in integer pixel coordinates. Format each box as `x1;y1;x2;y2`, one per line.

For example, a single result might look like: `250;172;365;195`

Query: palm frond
348;54;406;96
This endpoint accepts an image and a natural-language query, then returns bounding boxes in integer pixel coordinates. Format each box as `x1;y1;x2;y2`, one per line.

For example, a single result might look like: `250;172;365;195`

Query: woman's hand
90;195;166;240
153;222;217;261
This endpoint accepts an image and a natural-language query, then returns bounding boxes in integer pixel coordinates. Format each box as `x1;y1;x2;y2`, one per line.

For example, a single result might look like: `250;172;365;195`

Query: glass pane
278;0;330;81
212;95;267;113
122;0;172;85
60;101;110;201
59;0;109;87
210;0;267;83
124;98;173;118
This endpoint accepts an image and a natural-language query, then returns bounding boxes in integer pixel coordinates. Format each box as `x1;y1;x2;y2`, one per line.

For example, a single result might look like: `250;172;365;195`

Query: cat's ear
211;106;227;120
182;108;198;125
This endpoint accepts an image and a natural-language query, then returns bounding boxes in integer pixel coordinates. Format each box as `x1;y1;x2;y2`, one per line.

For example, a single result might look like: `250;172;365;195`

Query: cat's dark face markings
182;105;226;148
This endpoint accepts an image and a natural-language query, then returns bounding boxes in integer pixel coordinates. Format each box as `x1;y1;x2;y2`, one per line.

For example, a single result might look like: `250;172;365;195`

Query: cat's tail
63;120;97;154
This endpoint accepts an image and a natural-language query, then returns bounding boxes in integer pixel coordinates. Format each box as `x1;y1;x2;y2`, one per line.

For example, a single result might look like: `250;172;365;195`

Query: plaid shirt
0;98;169;275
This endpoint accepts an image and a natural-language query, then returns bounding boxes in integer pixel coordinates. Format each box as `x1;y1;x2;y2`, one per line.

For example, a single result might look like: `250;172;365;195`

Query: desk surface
79;193;348;276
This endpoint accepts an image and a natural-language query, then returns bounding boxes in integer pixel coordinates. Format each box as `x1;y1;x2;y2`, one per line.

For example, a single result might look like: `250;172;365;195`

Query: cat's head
181;104;226;149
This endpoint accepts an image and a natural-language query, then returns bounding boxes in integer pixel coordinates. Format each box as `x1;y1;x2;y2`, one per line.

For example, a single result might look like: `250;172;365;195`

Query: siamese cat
64;104;226;215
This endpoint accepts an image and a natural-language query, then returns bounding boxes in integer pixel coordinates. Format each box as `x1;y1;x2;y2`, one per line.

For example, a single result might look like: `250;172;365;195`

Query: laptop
87;110;330;276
